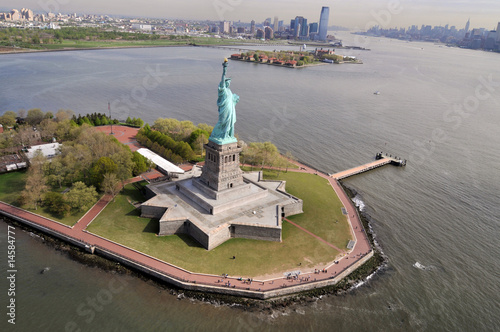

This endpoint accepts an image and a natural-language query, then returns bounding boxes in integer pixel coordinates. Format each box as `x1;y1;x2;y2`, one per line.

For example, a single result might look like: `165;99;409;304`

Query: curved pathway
0;154;374;297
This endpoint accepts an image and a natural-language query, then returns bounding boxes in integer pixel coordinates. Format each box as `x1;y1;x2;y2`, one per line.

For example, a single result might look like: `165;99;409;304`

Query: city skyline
0;0;499;30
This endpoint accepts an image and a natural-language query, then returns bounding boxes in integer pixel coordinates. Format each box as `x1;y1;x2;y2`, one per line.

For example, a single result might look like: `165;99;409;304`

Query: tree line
0;27;195;48
71;113;118;127
136;125;196;164
241;141;296;176
20;126;152;215
134;118;213;164
0;109;145;152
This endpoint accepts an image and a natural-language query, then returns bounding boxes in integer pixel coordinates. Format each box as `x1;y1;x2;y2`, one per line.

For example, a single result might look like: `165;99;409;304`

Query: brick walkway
0;163;373;295
0;135;374;295
94;125;141;151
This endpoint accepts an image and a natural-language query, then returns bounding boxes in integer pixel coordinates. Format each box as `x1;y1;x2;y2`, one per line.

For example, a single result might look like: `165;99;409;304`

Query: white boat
413;262;426;270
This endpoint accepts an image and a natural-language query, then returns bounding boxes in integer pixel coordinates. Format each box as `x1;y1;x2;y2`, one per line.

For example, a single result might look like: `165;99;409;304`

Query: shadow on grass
177;233;204;249
125;208;141;217
121;186;145;202
40;206;66;220
142;218;159;234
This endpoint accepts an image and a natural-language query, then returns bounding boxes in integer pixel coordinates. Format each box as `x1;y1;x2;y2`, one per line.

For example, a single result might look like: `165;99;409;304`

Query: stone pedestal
199;141;244;191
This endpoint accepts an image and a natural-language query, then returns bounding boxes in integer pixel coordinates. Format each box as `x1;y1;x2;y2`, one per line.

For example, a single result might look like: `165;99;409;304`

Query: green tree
44;158;66;188
66;181;99;212
55;109;74;122
31;34;40;44
14;125;36;147
21;152;48;210
89;156;117;189
43;192;71;216
244;141;279;169
131;151;148;176
101;173;120;200
133;118;144;127
0;111;17;127
110;150;134;188
197;123;213;135
26;108;45;126
38;119;58;141
188;128;209;155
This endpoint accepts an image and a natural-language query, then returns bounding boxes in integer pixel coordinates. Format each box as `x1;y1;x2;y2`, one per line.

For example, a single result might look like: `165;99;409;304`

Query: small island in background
230;48;362;68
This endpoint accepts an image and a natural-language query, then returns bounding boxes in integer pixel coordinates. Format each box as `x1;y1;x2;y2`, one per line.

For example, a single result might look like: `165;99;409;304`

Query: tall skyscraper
309;22;319;34
301;18;308;37
293;16;308;38
250;20;255;35
294;23;301;38
465;18;470;33
273;16;279;33
318;6;330;41
220;21;230;34
293;16;303;38
256;28;265;39
496;22;500;42
265;26;274;40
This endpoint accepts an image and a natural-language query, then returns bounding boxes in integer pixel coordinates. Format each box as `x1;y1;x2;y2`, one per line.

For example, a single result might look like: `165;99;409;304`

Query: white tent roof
136;148;185;174
26;143;61;160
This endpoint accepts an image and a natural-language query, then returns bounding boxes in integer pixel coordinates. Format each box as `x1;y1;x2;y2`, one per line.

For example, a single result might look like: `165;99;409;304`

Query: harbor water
1;34;499;331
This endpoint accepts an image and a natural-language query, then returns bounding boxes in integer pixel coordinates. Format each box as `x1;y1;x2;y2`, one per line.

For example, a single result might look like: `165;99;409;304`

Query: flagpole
108;102;114;135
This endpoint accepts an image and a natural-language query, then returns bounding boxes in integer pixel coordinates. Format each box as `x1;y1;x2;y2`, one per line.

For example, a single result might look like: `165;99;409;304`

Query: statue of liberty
209;59;239;145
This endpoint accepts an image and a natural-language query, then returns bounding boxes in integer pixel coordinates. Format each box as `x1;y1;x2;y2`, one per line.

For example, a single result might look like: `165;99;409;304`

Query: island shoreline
0;177;385;307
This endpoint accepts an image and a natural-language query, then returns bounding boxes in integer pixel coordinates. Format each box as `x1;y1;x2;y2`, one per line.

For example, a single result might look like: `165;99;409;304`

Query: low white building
26;143;61;160
131;24;151;31
136;148;184;175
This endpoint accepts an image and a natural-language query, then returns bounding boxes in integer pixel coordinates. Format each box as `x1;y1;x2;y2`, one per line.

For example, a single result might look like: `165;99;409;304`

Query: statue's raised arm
220;59;228;88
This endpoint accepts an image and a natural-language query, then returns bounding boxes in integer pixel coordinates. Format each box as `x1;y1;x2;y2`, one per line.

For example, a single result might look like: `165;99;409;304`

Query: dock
331;152;406;180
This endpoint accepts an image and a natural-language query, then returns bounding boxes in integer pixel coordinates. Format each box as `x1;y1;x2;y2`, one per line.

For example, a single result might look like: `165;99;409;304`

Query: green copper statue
209;59;239;145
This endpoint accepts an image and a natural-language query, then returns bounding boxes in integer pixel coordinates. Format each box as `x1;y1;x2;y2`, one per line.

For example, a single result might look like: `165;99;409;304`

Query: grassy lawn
0;170;27;205
0;170;92;227
31;204;88;227
263;170;351;249
87;172;352;277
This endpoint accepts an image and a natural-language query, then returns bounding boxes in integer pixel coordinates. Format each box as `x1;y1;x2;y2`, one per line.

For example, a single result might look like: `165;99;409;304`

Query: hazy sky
2;0;499;30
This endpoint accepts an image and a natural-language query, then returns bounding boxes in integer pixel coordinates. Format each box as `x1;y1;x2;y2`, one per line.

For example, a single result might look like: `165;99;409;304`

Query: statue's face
225;80;231;88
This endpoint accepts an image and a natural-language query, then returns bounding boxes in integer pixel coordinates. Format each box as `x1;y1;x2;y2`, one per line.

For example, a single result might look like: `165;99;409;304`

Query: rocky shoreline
1;180;386;310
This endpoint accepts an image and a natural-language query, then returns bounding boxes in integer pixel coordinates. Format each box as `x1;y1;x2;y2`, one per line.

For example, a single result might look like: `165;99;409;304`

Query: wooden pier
330;153;406;180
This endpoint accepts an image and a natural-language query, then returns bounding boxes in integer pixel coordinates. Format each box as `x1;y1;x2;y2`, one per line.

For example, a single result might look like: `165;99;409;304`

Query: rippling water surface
1;33;499;331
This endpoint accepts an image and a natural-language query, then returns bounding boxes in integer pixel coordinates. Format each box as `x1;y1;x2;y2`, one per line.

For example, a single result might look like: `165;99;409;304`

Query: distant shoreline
0;44;196;55
0;40;295;55
229;57;328;69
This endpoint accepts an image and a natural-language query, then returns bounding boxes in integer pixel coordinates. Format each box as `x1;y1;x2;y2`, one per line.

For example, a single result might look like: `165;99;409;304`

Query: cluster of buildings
211;6;331;41
0;8;34;21
0;8;81;23
0;6;332;42
459;22;500;51
362;19;500;51
0;6;337;44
